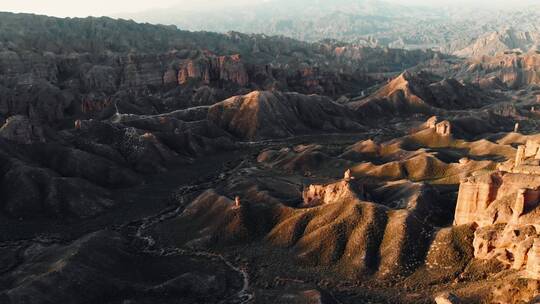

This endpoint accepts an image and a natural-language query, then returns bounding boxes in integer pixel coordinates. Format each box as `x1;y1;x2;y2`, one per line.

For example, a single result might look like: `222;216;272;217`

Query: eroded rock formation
178;53;249;87
460;53;540;89
302;179;365;207
454;139;540;280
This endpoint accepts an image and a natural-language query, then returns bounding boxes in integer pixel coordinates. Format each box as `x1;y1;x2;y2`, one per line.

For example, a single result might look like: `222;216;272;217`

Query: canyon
1;10;540;304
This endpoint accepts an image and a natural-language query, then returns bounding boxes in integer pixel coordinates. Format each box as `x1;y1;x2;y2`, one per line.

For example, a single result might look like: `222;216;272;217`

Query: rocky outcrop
208;90;364;140
490;279;540;304
434;292;462;304
454;139;540;280
178;53;249;87
161;166;436;279
455;171;540;227
456;139;540;226
473;224;538;272
461;53;540;89
302;179;365;207
454;172;503;227
0;12;446;129
176;186;431;278
0;48;376;123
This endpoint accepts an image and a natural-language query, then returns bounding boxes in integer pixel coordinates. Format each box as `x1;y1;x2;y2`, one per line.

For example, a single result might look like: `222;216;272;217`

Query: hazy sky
0;0;260;17
1;0;538;18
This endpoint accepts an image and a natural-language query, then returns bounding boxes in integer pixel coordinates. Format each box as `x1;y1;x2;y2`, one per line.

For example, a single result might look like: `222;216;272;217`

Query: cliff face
0;12;443;124
0;47;401;123
178;53;249;86
454;172;540;227
454;139;540;280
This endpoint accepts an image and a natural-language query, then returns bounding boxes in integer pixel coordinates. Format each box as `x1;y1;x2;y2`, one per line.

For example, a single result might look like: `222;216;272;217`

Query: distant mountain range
117;0;540;56
455;29;540;58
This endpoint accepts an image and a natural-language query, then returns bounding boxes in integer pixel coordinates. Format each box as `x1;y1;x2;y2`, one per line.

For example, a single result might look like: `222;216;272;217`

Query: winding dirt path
128;174;255;303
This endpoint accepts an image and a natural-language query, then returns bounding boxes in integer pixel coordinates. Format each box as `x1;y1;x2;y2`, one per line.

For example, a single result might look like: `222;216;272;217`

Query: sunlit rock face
454;172;540;227
473;224;538;271
454;139;540;279
302;179;365;207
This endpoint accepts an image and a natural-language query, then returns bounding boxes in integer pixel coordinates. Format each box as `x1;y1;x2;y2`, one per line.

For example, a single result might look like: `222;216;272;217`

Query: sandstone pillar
454;180;479;225
513;189;527;220
515;145;526;167
344;169;353;181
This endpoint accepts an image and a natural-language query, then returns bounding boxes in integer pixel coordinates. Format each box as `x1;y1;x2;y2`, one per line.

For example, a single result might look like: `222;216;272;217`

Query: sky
0;0;261;17
0;0;538;18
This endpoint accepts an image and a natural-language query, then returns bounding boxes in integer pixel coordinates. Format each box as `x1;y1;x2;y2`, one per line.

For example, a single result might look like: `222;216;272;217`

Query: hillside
118;0;540;54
